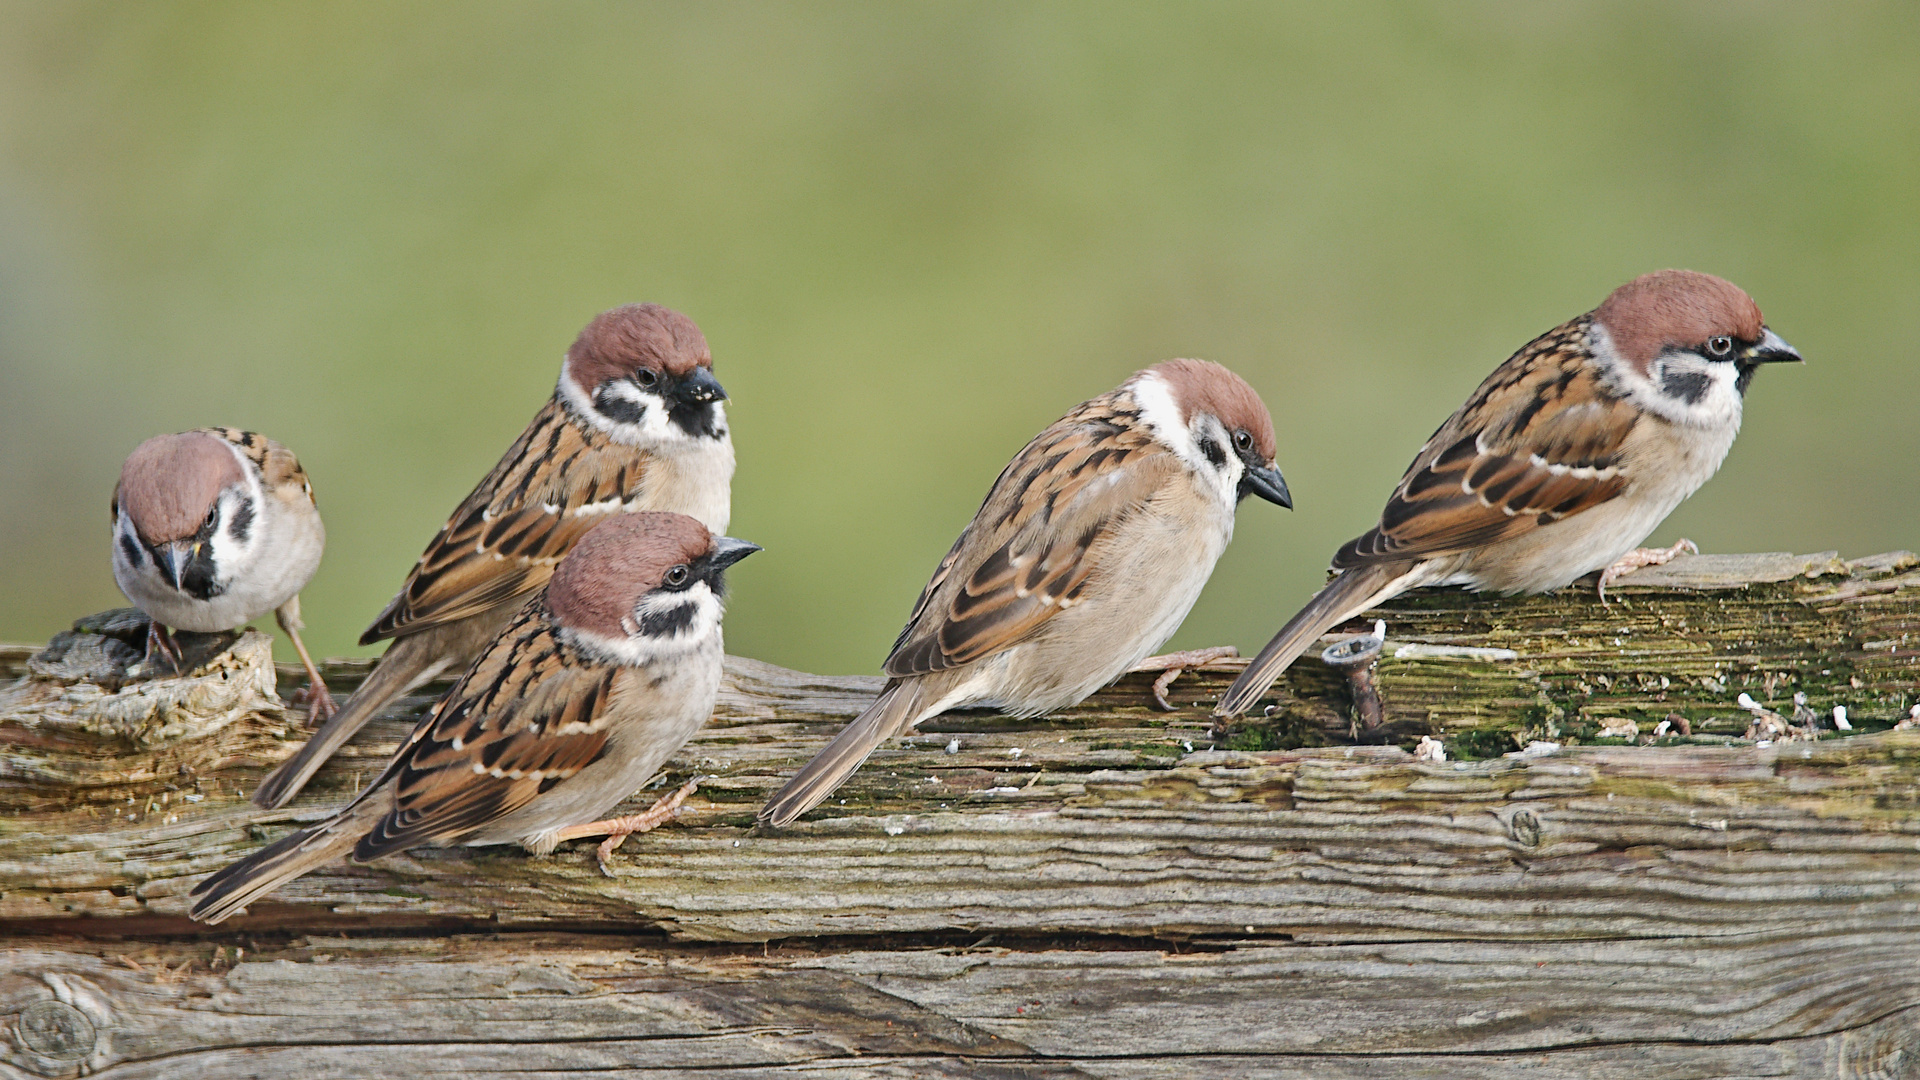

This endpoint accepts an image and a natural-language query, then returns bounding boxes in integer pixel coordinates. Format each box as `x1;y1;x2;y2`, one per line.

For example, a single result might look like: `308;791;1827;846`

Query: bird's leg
1598;539;1698;603
1131;646;1241;711
145;620;185;674
550;777;703;876
275;598;336;726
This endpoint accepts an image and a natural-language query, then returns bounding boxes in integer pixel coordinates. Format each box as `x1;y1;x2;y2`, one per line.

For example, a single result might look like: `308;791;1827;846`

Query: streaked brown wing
1335;318;1637;567
353;606;615;858
884;393;1173;677
361;399;648;644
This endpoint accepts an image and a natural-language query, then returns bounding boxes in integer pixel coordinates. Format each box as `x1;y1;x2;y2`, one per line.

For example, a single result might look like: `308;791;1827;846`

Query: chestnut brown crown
564;303;712;391
1593;270;1765;375
544;512;717;639
116;432;243;544
1151;358;1278;462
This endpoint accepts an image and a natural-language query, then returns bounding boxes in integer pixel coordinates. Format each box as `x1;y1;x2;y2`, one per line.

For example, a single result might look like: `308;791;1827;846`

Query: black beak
675;367;727;404
1239;463;1292;509
1744;327;1803;367
708;536;761;572
152;542;185;589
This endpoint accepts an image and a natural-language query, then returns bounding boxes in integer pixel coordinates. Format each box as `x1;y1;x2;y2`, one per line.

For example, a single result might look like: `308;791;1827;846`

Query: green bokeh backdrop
2;2;1915;676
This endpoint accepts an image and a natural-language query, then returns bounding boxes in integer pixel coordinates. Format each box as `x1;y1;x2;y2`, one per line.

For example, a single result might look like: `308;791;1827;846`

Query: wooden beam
3;550;1917;1075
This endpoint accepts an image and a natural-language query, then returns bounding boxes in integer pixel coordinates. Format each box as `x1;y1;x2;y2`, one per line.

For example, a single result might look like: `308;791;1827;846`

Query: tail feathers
1214;561;1414;719
253;635;446;809
759;681;924;828
187;798;387;924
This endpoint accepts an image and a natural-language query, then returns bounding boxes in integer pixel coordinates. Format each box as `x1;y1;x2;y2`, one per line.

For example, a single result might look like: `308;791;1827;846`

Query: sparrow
252;303;735;809
1214;269;1802;721
758;359;1290;827
111;427;334;719
189;511;760;924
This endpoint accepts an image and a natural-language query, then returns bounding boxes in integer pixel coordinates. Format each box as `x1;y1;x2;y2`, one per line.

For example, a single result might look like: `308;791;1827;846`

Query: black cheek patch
593;385;650;426
1195;435;1227;468
119;534;144;567
1660;367;1713;406
637;601;697;637
227;499;254;544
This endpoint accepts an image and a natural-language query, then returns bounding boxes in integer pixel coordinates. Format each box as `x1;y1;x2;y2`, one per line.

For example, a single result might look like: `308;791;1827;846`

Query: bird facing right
189;511;759;925
252;303;735;810
759;358;1291;828
1215;269;1802;720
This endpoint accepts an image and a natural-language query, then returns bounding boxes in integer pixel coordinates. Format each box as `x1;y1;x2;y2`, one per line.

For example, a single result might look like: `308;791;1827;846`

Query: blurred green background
1;2;1915;676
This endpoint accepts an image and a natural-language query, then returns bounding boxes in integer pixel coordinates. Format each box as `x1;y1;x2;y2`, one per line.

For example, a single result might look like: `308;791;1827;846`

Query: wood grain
3;550;1917;1077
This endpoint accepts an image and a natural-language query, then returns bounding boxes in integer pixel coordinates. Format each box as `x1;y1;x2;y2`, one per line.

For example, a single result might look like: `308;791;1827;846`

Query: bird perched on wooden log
111;427;333;719
252;303;735;809
190;512;759;924
759;359;1290;828
1215;270;1802;722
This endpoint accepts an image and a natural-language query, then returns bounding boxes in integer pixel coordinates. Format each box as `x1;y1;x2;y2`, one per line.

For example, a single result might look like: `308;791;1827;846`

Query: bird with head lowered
760;358;1291;828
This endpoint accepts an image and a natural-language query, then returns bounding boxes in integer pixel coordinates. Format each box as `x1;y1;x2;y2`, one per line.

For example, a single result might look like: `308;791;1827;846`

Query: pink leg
1131;647;1241;711
277;602;337;726
1598;539;1698;603
145;620;185;673
548;778;703;876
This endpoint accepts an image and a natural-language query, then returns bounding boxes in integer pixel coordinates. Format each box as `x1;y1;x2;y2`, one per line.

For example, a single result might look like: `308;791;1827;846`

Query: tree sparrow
190;512;759;924
253;303;735;809
758;359;1291;828
1215;270;1802;720
111;427;333;719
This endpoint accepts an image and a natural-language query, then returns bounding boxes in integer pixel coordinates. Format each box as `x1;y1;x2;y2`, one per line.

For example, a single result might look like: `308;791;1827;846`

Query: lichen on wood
2;550;1917;1076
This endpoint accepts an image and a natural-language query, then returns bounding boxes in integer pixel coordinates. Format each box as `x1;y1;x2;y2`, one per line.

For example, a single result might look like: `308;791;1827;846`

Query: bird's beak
708;536;761;571
1744;327;1803;366
1240;463;1293;509
675;367;727;404
154;540;194;589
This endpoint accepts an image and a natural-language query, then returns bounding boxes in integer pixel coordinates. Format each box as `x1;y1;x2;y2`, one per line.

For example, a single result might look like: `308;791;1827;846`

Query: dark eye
634;369;660;389
204;505;219;528
663;564;691;588
1232;430;1253;452
1706;335;1734;359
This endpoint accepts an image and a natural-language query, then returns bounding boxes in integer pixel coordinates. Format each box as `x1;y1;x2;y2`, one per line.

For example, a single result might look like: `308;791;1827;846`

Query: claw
1598;539;1698;604
1131;647;1240;711
550;777;703;876
145;620;184;674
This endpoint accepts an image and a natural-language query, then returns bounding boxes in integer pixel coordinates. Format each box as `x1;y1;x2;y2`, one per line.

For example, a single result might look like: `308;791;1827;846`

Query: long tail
758;680;926;828
1214;561;1415;719
253;633;449;809
187;797;388;924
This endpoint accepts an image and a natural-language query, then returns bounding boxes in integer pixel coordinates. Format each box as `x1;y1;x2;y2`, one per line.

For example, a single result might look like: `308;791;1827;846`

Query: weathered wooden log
2;550;1917;1077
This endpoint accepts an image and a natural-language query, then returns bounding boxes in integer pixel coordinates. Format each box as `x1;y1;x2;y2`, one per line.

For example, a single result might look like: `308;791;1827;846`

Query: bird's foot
288;681;338;727
1131;647;1241;711
144;620;185;674
1598;539;1698;603
551;777;703;877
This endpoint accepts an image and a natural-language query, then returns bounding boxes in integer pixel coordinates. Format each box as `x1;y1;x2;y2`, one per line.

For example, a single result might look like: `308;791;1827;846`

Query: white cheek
203;491;258;578
1135;375;1239;507
557;367;696;448
565;584;724;665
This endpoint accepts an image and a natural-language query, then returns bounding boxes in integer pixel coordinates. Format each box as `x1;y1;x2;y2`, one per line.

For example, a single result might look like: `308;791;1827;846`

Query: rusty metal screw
1322;622;1385;739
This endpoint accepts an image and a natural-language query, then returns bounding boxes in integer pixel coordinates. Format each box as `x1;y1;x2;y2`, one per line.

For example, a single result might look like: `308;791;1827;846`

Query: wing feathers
1335;318;1636;569
882;391;1171;678
361;399;650;644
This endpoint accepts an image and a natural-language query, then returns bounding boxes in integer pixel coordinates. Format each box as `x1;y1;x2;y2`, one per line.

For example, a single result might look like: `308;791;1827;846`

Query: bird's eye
634;369;660;389
1706;335;1734;359
204;506;219;528
664;564;691;587
1232;430;1253;452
